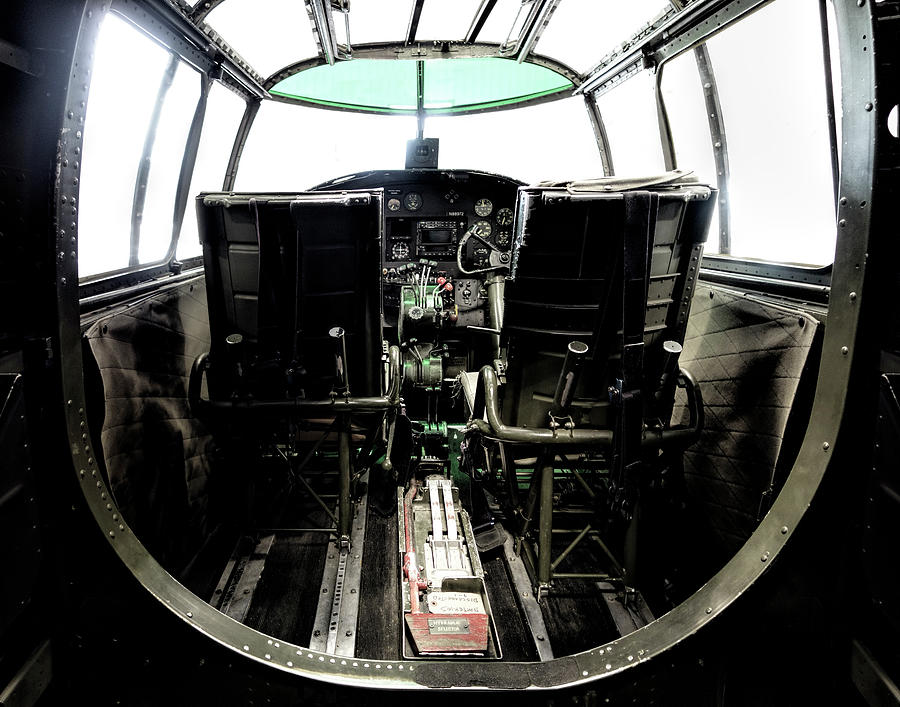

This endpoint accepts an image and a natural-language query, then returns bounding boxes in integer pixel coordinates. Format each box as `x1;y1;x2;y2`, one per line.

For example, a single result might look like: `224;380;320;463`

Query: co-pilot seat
466;171;715;597
190;190;400;542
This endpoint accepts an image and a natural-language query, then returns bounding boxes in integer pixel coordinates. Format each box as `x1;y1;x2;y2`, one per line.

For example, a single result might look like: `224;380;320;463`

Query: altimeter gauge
474;198;493;217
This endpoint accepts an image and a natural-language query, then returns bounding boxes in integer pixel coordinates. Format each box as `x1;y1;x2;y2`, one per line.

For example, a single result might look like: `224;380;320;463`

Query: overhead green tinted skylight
269;57;573;114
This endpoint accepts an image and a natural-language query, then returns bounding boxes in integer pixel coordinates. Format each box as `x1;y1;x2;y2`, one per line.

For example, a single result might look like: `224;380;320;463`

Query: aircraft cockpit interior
4;0;898;703
183;165;713;661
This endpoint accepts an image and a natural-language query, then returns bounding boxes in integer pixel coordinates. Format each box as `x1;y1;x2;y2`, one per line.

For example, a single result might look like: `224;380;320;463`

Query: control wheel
456;225;512;276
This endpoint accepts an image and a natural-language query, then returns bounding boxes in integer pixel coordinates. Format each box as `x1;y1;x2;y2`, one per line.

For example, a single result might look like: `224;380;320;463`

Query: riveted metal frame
583;93;615;176
124;0;267;92
55;0;884;692
222;97;259;191
190;0;227;23
577;0;773;97
692;44;732;254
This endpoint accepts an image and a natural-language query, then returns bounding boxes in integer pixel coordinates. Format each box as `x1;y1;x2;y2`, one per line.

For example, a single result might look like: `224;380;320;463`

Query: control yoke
456;225;512;276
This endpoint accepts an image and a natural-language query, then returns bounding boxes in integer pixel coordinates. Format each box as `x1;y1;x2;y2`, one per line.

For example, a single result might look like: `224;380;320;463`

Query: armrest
468;365;703;450
187;345;403;417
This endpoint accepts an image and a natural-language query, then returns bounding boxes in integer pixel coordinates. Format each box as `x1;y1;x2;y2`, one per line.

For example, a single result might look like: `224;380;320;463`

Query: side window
694;0;836;266
176;84;247;262
78;14;200;280
660;50;721;249
593;70;667;176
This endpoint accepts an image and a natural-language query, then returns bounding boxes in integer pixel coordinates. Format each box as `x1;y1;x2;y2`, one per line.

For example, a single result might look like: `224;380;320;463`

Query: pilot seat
462;171;716;604
189;190;401;545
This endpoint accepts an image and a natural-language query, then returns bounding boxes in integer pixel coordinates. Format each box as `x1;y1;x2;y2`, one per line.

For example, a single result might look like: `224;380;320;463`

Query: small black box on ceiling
406;138;439;169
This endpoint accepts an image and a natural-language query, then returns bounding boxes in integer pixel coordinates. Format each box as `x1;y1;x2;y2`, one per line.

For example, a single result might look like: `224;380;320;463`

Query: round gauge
473;220;493;238
474;198;493;217
496;231;511;247
387;198;401;212
496;207;513;226
391;241;410;260
404;192;422;211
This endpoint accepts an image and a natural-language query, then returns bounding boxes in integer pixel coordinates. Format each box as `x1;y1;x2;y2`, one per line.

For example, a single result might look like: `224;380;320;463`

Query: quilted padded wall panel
85;280;216;571
673;283;819;558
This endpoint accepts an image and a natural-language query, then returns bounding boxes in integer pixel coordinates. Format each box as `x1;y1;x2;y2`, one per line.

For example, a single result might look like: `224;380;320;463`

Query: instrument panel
312;170;522;329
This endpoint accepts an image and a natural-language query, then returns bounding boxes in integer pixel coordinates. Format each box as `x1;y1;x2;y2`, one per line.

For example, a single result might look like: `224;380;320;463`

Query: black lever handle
551;340;589;419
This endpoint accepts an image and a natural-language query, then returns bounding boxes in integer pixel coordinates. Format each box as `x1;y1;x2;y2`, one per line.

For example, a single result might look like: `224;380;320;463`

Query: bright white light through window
205;0;318;79
704;0;836;266
139;63;200;264
426;97;603;183
595;70;666;176
537;0;670;72
415;0;484;41
235;101;417;190
79;14;172;279
351;0;415;45
660;51;720;250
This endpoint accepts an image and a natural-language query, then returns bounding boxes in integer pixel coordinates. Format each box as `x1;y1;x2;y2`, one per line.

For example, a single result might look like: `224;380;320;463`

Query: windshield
269;56;573;114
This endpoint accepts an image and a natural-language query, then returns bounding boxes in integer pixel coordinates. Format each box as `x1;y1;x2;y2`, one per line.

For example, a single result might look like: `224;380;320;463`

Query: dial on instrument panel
391;241;410;260
474;198;493;217
496;207;513;226
496;231;511;247
473;220;493;238
387;198;401;212
404;192;422;211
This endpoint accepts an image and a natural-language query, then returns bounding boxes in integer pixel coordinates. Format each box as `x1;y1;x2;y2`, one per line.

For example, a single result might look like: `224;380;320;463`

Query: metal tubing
189;346;402;416
338;415;352;539
297;471;339;526
470;365;702;448
485;274;505;360
537;458;554;587
168;72;211;262
654;65;678;172
222;99;260;191
275;442;339;525
583;93;615;176
550;524;592;572
465;0;498;43
472;366;613;445
406;0;425;44
571;469;596;500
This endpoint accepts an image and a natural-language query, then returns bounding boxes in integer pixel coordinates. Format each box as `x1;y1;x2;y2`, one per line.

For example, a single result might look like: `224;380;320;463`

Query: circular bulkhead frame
54;0;882;691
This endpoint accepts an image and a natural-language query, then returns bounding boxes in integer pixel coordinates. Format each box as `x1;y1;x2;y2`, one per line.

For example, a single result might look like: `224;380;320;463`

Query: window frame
580;0;840;297
78;5;255;300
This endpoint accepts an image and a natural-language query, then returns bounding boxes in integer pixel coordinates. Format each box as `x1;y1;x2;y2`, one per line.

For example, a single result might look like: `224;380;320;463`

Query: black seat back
197;190;383;400
502;181;715;429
